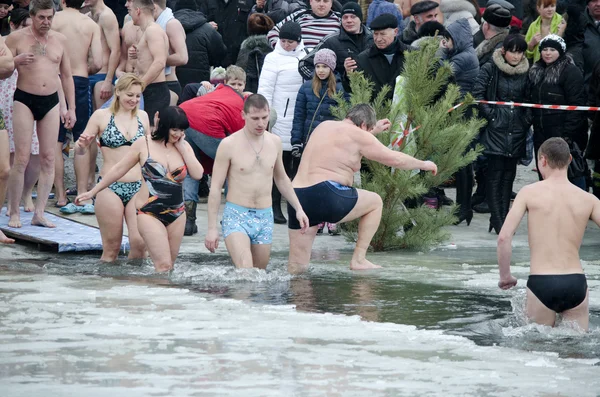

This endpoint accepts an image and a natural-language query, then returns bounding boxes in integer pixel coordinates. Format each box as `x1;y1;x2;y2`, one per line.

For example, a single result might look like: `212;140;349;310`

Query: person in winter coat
174;2;227;89
345;13;411;101
367;0;404;32
524;0;566;62
202;0;254;66
179;66;247;235
257;21;306;223
250;0;307;24
472;34;531;233
583;0;600;87
236;13;275;93
291;48;348;234
439;0;482;34
475;3;512;66
585;60;600;199
298;2;372;80
528;34;586;188
437;18;480;223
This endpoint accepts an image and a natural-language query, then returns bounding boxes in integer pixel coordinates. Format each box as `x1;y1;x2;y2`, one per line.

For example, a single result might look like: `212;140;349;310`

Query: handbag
568;141;589;180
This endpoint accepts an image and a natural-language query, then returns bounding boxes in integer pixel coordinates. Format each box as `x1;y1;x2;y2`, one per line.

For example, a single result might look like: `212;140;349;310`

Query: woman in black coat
473;34;531;234
586;60;600;199
529;34;587;188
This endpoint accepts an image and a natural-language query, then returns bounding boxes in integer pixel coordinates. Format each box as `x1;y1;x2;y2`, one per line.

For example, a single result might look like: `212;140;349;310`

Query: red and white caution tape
476;100;600;111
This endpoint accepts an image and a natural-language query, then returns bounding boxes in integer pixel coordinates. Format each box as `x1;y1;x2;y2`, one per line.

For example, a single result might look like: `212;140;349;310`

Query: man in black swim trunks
498;138;600;331
287;104;438;273
5;0;77;228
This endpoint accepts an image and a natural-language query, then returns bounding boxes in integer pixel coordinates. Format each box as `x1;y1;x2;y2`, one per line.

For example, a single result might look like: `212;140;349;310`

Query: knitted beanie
539;34;567;57
314;48;337;71
279;21;302;42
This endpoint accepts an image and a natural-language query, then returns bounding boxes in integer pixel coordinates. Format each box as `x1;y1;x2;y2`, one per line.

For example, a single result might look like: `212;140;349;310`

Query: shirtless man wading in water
5;0;77;228
205;94;309;269
124;0;169;126
498;137;600;331
287;104;438;274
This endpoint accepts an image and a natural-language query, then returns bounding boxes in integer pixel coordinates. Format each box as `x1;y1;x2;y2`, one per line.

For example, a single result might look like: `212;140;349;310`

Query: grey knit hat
314;48;337;72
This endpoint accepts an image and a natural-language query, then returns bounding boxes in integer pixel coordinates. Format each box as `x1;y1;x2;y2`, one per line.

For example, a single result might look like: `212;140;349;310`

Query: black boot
487;162;503;235
472;165;487;207
197;174;210;204
184;200;198;236
272;184;287;224
454;165;473;226
434;187;454;206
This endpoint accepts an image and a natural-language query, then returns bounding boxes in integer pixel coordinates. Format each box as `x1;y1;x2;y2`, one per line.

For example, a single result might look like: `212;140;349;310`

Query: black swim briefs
13;88;59;121
527;273;588;313
288;180;358;230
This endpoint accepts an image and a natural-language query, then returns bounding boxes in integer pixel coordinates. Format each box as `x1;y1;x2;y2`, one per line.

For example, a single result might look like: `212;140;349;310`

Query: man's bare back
293;121;364;188
523;180;597;274
6;28;65;94
52;7;102;77
497;138;600;331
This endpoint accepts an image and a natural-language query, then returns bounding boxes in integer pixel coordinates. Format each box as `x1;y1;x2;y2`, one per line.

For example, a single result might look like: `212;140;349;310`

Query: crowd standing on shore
0;0;600;329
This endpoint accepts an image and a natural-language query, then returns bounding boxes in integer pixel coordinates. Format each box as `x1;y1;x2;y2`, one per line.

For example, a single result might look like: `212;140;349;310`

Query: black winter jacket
236;35;273;93
175;10;227;88
344;38;410;100
202;0;253;66
583;9;600;85
529;54;587;150
298;25;373;80
472;49;531;158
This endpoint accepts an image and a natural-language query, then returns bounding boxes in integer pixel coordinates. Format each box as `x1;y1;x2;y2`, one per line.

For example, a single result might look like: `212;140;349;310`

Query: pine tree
331;38;485;251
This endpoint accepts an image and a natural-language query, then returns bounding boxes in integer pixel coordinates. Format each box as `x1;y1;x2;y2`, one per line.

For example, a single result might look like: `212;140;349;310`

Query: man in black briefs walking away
287;104;438;274
125;0;169;125
5;0;77;228
498;138;600;331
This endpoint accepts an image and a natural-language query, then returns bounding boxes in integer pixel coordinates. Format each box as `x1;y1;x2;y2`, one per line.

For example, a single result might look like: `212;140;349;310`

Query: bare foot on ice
0;231;15;244
350;259;382;270
8;214;21;228
31;214;55;228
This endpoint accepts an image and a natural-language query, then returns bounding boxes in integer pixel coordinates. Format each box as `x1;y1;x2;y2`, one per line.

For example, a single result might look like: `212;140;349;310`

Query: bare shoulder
4;29;24;46
98;7;118;25
148;23;167;37
92;108;111;124
166;17;184;31
49;30;67;44
267;132;282;146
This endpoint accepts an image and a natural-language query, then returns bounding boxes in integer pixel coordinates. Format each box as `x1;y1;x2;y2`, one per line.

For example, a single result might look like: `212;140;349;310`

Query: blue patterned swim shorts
222;202;274;245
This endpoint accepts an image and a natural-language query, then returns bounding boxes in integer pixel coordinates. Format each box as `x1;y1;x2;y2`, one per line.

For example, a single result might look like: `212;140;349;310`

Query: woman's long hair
311;68;337;99
152;106;190;145
110;73;145;116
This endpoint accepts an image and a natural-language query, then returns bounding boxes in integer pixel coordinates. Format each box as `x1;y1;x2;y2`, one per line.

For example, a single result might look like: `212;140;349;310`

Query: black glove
291;143;303;158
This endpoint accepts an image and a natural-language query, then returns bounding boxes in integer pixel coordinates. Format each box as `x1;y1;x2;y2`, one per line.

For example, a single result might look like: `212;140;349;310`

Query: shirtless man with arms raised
152;0;187;105
52;0;102;211
205;94;309;269
124;0;169;126
5;0;76;228
287;104;438;274
0;35;15;243
497;137;600;332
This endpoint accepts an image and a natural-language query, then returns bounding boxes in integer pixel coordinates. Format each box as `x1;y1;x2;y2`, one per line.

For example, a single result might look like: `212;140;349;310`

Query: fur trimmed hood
240;35;272;53
476;31;508;60
492;48;529;75
439;0;477;16
529;54;575;86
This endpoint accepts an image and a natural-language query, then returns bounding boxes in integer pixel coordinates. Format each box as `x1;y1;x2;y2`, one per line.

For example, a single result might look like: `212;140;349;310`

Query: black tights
487;155;518;231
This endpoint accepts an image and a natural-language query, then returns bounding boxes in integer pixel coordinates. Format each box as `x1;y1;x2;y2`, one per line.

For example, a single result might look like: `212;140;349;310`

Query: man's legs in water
288;225;319;274
30;105;60;227
526;288;590;331
224;233;256;269
338;189;383;270
7;102;35;228
0;129;14;243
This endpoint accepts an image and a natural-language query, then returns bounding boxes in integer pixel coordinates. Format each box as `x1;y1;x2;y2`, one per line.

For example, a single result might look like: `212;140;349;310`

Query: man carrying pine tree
286;104;438;274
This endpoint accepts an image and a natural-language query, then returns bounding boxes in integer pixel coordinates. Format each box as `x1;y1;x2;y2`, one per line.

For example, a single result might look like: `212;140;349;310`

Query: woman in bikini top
74;74;149;263
77;106;204;273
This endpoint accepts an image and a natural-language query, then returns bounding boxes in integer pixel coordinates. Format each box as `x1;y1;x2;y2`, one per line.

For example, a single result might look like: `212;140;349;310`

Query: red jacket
180;84;245;139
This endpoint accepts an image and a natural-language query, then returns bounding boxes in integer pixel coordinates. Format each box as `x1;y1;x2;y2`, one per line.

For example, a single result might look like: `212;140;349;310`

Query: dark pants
487;155;518;231
272;151;300;211
144;82;170;126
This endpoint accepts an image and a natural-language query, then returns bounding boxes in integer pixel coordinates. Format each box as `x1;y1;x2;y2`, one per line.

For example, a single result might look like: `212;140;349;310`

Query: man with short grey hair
475;3;511;66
